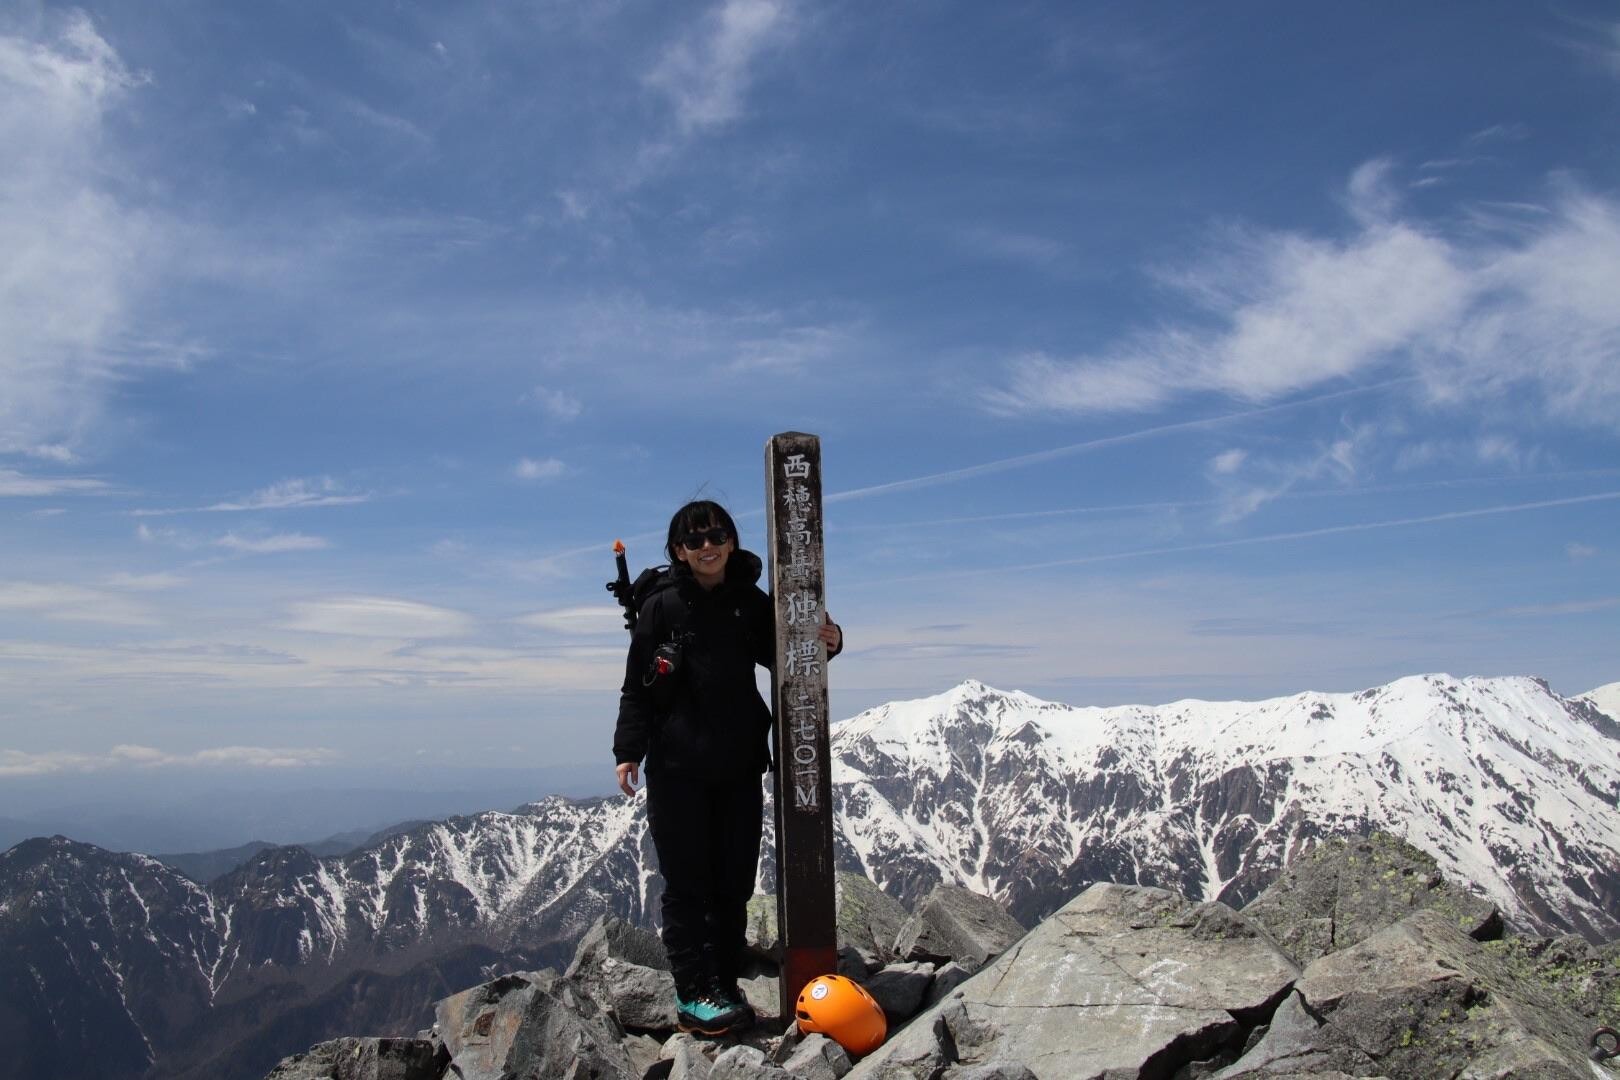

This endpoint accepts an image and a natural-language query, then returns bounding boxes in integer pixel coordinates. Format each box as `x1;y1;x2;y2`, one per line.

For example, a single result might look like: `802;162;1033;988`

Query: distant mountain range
3;673;1616;1080
153;821;432;885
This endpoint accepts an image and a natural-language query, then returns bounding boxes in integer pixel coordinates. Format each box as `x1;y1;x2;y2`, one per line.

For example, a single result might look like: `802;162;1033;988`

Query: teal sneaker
675;985;752;1036
707;974;755;1029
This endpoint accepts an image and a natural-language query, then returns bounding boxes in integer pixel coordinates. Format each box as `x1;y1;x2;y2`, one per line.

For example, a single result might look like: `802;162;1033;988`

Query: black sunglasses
679;527;731;551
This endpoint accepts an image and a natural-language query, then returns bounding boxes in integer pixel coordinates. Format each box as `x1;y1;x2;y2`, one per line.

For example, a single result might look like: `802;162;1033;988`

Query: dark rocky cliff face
0;837;225;1080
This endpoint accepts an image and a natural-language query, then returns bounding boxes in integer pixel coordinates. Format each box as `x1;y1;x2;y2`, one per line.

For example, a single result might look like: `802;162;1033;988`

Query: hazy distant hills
154;821;434;885
3;672;1616;1080
0;765;615;855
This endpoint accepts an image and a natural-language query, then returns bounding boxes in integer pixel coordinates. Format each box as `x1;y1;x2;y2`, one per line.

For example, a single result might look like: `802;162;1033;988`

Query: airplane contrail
825;379;1412;504
867;490;1620;584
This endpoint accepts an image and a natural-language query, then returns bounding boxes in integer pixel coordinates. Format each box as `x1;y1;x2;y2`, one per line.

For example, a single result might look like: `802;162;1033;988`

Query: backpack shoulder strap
631;566;690;635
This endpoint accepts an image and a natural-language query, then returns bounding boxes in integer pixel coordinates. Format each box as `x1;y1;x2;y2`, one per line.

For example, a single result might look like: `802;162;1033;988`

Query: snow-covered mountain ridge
830;673;1620;940
3;672;1616;1080
1582;680;1620;724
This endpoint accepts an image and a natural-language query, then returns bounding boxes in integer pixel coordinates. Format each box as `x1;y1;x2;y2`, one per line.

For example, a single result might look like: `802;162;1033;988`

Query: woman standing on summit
613;499;842;1037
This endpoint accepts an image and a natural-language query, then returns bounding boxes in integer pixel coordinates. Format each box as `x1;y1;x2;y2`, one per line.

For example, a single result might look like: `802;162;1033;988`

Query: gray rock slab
567;914;672;975
712;1043;790;1079
668;1039;715;1080
624;1032;664;1077
262;1037;444;1080
1240;833;1501;966
921;961;972;1011
864;962;934;1025
1219;908;1616;1079
937;1066;1037;1080
1481;932;1620;1034
850;883;1300;1080
781;1033;853;1079
434;969;637;1080
747;893;782;960
1208;990;1381;1078
839;943;874;979
662;1032;708;1061
837;873;911;965
565;914;680;1030
892;885;1024;973
740;971;782;1023
583;955;679;1030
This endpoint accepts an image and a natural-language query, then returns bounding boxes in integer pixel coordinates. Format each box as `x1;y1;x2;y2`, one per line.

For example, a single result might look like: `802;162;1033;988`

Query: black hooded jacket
613;550;778;779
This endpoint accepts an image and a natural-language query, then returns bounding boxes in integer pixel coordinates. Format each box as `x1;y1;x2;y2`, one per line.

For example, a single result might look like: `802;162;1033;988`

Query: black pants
645;769;764;990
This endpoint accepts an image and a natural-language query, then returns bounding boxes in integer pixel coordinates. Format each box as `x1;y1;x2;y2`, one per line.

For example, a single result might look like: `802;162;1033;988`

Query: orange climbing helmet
795;974;887;1055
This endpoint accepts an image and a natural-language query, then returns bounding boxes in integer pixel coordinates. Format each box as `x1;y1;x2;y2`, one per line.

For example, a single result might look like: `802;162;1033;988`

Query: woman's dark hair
665;499;740;563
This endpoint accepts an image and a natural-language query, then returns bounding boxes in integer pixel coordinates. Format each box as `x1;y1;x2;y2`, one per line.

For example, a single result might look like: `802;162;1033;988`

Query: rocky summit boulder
849;883;1300;1078
262;1037;445;1080
1240;832;1502;965
1217;907;1614;1078
837;873;912;967
566;915;678;1030
864;961;935;1023
745;892;781;960
892;884;1026;973
568;914;673;975
1482;931;1620;1035
432;969;637;1080
779;1033;854;1080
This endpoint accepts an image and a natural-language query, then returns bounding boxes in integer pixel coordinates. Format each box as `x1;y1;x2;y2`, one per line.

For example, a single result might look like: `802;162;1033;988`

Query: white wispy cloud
953;225;1067;267
104;571;185;591
646;0;794;134
1489;596;1620;617
216;531;329;554
515;457;567;481
0;744;338;777
0;468;108;496
282;596;475;638
1467;123;1530;145
206;476;371;511
0;12;175;456
136;522;327;554
28;443;77;463
1392;435;1542;473
727;323;850;375
0;581;154;625
525;385;583;420
1207;426;1372;524
340;95;430;144
133;476;373;515
514;605;624;635
989;161;1620;432
1566;542;1598;561
1550;16;1620;79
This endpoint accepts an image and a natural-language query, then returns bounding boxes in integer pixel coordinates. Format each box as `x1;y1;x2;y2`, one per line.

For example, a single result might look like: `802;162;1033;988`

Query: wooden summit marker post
764;432;838;1026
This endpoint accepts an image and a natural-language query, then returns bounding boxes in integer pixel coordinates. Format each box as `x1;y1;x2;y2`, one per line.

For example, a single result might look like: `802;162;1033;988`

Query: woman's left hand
818;612;841;653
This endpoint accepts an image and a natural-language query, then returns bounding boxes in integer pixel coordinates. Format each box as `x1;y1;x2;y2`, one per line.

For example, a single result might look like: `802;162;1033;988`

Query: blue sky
3;1;1618;797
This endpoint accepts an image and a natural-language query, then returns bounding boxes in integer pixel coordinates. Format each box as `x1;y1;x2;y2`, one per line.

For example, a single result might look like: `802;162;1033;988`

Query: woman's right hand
616;761;640;796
